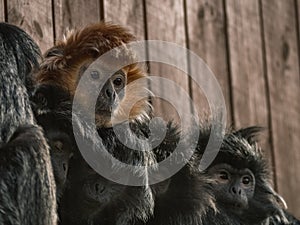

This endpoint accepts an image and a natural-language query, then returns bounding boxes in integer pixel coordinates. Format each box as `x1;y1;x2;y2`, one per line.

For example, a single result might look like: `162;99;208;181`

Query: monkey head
60;152;155;225
34;23;151;127
62;155;125;217
206;163;255;214
199;127;288;224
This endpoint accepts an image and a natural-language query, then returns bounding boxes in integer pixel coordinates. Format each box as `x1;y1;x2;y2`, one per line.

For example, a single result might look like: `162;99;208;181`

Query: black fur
134;122;216;225
195;126;289;225
0;23;56;225
32;84;75;200
269;211;300;224
59;120;156;225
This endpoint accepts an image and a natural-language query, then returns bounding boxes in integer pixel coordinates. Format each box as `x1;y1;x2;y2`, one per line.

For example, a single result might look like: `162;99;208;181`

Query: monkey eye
219;171;229;180
90;70;100;79
242;176;251;185
113;77;123;86
112;72;125;88
53;141;63;151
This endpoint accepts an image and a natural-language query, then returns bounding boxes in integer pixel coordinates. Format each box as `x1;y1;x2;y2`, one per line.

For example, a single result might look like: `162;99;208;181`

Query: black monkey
59;121;157;225
59;154;127;225
133;122;219;225
0;23;57;224
138;125;294;225
32;84;74;199
195;127;290;225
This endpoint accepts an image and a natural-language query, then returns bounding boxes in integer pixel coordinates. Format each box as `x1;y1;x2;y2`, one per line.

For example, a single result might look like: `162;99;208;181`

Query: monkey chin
223;202;248;215
95;97;152;128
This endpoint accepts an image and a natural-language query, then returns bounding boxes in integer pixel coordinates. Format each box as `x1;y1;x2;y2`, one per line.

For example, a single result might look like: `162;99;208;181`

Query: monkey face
81;175;125;209
47;131;73;198
207;163;255;214
69;156;125;210
94;69;127;115
77;63;128;126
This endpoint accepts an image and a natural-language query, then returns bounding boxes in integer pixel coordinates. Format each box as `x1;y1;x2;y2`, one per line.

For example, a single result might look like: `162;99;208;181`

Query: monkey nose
231;186;242;195
105;87;116;101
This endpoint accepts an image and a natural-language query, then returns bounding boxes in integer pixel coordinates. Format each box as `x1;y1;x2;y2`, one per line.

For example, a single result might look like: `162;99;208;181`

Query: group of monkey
0;21;299;225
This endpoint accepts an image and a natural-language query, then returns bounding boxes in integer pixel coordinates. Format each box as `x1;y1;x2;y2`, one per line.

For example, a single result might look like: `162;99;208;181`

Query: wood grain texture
225;0;273;163
261;0;300;217
54;0;101;40
298;0;300;44
0;0;5;21
145;0;192;124
186;0;232;124
6;0;54;52
298;0;300;72
104;0;145;40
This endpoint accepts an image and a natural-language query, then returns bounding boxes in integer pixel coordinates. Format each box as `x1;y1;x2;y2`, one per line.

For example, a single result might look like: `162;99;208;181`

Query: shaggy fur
59;119;156;225
31;84;155;224
0;22;57;225
134;122;217;225
32;84;74;199
194;126;289;225
34;22;150;127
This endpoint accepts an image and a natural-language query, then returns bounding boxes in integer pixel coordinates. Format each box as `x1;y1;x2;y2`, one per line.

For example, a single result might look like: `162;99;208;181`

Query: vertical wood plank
104;0;145;40
6;0;54;53
225;0;273;161
297;0;300;74
145;0;191;124
54;0;101;40
185;0;232;124
298;0;300;44
261;0;300;217
0;0;5;21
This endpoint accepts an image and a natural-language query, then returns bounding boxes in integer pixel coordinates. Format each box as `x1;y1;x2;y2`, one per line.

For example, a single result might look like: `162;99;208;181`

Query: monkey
59;120;158;225
31;84;74;199
34;22;151;127
192;126;290;225
0;22;57;225
131;122;218;225
59;153;128;225
133;124;296;225
58;117;202;225
31;23;152;224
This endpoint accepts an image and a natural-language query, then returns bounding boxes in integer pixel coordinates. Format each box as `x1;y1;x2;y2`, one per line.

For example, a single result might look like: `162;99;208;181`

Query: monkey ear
233;126;264;145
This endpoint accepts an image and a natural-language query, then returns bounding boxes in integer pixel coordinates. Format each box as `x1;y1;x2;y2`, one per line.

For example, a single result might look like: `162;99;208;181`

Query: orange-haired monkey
34;22;150;127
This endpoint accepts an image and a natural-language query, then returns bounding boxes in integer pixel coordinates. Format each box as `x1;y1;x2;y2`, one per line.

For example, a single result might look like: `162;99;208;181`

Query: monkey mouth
222;202;246;213
228;203;247;216
95;103;118;114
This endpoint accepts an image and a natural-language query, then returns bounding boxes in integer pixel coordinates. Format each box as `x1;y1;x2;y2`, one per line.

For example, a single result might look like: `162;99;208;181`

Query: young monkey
34;22;151;127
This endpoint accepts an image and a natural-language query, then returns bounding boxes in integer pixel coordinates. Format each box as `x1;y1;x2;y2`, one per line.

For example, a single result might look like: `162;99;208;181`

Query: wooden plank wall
0;0;4;21
0;0;299;217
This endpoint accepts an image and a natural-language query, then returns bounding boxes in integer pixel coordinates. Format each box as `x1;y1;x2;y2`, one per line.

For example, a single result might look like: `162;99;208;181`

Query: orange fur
34;22;150;127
